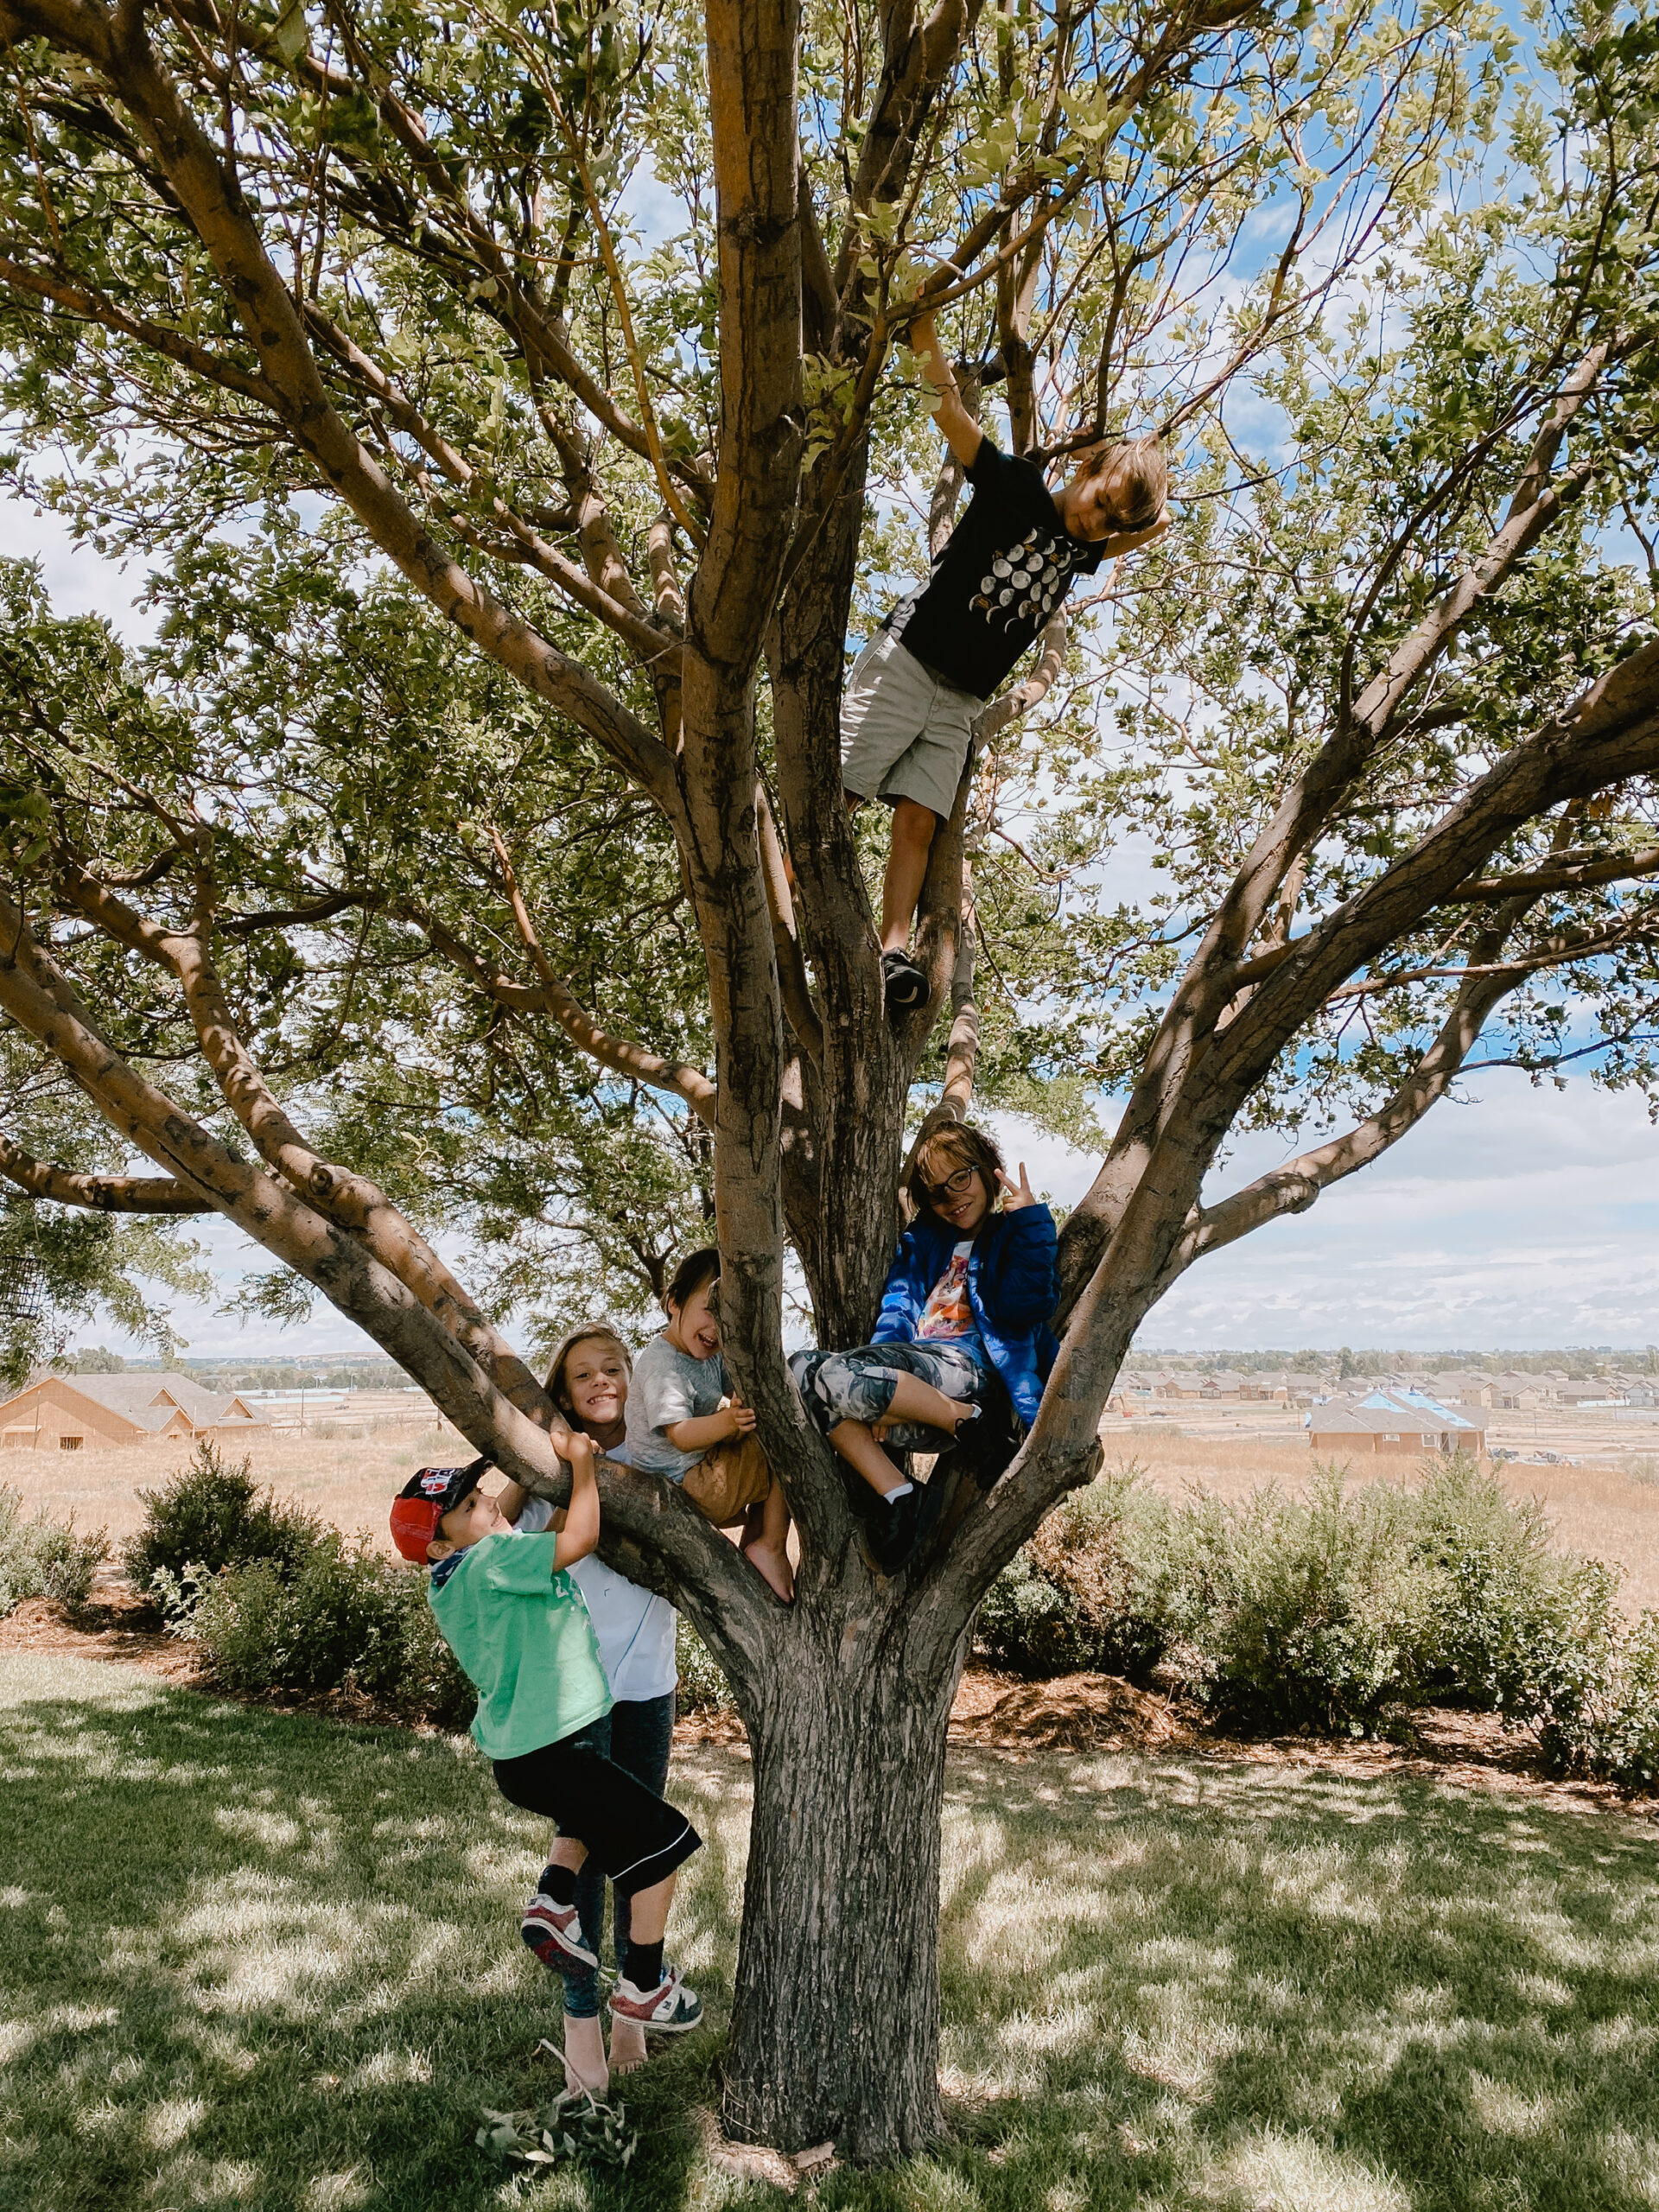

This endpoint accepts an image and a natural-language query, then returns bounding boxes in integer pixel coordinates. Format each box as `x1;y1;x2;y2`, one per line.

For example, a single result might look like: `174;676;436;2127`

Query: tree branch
53;855;555;1421
0;246;278;406
414;896;718;1127
757;785;823;1064
1449;843;1659;901
1187;952;1529;1262
0;1128;210;1213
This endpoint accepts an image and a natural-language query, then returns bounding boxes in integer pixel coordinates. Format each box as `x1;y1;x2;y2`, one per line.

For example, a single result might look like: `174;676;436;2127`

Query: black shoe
945;1391;1023;1491
881;948;929;1016
868;1486;922;1575
867;1476;952;1576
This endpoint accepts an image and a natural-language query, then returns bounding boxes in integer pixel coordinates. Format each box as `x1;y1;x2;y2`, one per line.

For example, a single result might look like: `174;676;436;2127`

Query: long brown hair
544;1324;632;1424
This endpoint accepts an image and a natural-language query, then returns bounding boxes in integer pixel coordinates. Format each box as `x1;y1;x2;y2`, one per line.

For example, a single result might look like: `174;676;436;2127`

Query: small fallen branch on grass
476;2087;639;2175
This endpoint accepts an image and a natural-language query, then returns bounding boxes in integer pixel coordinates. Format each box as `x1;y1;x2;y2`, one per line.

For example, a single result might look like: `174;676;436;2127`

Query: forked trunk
721;1593;966;2159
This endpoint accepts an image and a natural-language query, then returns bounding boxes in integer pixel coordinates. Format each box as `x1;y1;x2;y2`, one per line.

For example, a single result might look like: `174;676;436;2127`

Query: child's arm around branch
553;1433;601;1569
491;1413;576;1529
910;310;982;471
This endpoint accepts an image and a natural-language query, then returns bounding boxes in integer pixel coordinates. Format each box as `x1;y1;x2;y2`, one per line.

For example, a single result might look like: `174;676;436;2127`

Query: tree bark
722;1585;963;2158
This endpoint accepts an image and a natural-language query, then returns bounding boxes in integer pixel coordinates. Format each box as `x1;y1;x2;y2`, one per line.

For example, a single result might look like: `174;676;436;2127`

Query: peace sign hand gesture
996;1163;1038;1211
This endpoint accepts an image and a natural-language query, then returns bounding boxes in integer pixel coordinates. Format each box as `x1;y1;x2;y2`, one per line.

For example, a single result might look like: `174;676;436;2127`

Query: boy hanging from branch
843;310;1171;1016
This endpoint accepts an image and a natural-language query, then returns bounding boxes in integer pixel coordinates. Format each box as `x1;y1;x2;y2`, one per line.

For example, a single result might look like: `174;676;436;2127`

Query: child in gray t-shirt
624;1248;793;1603
626;1332;728;1482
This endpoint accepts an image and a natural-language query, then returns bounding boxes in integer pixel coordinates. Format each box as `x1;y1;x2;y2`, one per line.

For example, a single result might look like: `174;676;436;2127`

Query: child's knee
891;797;938;847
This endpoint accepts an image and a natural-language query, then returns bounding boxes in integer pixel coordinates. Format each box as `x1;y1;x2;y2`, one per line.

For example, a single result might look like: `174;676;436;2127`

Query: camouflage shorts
788;1339;985;1449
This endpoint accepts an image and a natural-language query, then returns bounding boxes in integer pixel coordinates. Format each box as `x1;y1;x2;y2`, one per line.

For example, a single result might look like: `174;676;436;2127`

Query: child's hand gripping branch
842;306;1171;1021
391;1446;707;2038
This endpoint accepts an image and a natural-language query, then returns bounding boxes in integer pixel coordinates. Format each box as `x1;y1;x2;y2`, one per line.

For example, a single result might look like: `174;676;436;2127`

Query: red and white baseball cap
390;1459;489;1561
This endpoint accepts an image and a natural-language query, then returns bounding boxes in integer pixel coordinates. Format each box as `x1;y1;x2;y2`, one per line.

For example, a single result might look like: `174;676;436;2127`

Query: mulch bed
5;1584;1652;1821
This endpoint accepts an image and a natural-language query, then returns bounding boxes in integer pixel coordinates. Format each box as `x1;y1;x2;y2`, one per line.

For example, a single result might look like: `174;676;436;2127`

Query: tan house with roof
1308;1396;1486;1459
0;1372;270;1452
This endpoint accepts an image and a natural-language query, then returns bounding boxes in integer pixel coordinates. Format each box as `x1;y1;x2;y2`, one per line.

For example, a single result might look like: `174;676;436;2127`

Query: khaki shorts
840;630;978;820
681;1432;772;1524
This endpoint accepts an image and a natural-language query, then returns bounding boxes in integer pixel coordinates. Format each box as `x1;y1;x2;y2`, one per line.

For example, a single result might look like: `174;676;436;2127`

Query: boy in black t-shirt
843;312;1169;1015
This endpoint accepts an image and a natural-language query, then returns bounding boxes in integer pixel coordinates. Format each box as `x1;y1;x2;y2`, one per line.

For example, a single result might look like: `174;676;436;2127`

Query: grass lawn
3;1657;1657;2211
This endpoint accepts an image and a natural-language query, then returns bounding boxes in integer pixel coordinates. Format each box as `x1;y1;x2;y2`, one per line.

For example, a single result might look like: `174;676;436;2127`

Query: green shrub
1560;1610;1659;1791
124;1440;327;1593
976;1548;1095;1675
1413;1457;1573;1709
978;1463;1173;1680
976;1451;1659;1787
0;1484;106;1616
676;1614;734;1713
164;1535;474;1727
1159;1470;1430;1736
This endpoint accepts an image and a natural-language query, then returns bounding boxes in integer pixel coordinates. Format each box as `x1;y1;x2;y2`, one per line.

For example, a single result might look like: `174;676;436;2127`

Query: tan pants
681;1433;772;1525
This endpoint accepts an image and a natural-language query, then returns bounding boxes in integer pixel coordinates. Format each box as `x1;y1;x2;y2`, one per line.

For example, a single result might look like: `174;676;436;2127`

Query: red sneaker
519;1891;597;1974
607;1965;703;2032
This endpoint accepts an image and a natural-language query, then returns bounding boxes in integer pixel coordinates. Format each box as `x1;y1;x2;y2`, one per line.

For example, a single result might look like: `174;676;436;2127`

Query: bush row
0;1484;105;1617
130;1443;473;1726
118;1444;1659;1791
977;1458;1659;1790
131;1444;740;1728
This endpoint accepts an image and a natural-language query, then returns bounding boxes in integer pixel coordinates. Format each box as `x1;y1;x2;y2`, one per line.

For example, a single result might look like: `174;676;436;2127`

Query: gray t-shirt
625;1331;729;1482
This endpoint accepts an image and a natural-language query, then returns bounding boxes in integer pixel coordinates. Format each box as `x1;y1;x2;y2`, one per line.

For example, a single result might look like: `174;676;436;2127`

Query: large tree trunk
721;1585;966;2158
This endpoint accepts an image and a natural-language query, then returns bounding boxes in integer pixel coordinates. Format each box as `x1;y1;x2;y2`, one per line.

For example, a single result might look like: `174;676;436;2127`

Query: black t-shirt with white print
886;436;1106;700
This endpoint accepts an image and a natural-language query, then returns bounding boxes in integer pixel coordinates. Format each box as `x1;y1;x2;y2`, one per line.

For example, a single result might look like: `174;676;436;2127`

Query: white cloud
0;496;158;639
989;1071;1659;1351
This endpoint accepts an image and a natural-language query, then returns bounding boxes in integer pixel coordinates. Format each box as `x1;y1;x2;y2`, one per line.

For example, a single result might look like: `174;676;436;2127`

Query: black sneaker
867;1476;951;1576
867;1486;921;1575
945;1388;1024;1491
881;948;929;1015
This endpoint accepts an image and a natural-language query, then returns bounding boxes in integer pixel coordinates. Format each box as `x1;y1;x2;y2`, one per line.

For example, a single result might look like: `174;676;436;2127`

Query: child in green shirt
391;1436;704;2034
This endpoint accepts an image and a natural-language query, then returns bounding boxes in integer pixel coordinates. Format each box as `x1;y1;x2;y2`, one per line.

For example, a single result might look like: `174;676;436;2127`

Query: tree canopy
2;0;1658;2158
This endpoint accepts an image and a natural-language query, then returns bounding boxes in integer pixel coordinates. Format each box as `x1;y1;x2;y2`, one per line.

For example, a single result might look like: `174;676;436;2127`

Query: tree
2;0;1658;2160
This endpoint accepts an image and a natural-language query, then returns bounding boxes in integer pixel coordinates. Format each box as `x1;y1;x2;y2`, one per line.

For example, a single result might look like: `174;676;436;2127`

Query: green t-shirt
428;1530;613;1758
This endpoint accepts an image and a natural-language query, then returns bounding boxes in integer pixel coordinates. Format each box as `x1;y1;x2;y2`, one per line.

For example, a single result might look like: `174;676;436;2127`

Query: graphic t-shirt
516;1492;677;1703
624;1330;728;1483
889;438;1107;698
915;1241;986;1365
427;1529;612;1758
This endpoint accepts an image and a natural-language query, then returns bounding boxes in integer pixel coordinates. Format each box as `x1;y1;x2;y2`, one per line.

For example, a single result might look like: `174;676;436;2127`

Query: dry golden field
6;1395;1659;1610
0;1420;474;1554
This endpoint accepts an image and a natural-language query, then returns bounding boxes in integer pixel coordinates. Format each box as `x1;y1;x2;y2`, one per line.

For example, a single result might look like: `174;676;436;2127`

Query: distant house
1430;1371;1497;1408
1491;1372;1549;1411
1200;1370;1248;1399
1308;1389;1485;1459
1554;1381;1626;1408
0;1371;270;1451
1154;1374;1205;1400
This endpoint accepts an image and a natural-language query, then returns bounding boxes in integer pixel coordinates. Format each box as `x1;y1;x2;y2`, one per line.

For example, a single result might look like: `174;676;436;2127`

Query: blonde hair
1078;434;1166;532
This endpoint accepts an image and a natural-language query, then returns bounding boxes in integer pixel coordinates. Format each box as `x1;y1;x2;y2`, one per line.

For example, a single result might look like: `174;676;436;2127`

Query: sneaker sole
520;1924;597;1974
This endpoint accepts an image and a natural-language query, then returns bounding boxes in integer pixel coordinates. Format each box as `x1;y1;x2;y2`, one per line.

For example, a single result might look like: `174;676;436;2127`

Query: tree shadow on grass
0;1658;738;2212
918;1752;1659;2212
5;1660;1658;2211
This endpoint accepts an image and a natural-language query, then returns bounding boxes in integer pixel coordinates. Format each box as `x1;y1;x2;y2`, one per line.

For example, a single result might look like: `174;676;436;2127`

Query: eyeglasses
921;1165;980;1205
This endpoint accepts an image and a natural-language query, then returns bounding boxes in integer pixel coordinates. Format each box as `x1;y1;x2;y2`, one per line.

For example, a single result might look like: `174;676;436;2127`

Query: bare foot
561;2012;608;2096
608;2014;649;2075
743;1537;794;1602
